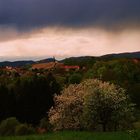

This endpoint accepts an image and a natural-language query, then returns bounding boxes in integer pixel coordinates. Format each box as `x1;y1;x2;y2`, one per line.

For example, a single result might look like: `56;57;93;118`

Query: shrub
39;117;53;132
0;117;20;136
133;121;140;129
15;124;35;136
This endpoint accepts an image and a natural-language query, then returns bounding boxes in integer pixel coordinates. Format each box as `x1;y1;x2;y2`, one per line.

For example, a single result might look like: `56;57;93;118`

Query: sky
0;0;140;61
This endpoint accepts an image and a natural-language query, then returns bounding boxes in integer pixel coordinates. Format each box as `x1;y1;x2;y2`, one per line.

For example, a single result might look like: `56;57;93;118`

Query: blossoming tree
49;79;134;131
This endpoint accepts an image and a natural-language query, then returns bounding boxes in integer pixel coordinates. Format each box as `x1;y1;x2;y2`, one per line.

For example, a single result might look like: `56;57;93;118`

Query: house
32;61;80;71
61;65;80;71
32;62;56;70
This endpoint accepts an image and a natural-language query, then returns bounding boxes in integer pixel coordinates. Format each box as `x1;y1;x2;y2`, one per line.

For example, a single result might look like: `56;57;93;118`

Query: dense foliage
0;117;35;136
90;59;140;109
62;56;96;68
0;58;140;136
49;79;134;131
0;117;20;136
0;72;61;124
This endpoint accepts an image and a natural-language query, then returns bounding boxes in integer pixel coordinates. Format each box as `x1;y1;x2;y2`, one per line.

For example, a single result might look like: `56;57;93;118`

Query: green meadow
0;131;138;140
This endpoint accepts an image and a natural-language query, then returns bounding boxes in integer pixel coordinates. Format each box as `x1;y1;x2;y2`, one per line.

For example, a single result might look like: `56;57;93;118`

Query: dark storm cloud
0;0;140;30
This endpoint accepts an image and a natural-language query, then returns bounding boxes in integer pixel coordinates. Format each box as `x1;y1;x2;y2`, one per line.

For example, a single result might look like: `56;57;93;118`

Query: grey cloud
0;0;140;30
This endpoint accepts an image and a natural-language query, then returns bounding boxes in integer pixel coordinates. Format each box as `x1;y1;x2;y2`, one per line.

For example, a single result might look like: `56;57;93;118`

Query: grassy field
0;131;137;140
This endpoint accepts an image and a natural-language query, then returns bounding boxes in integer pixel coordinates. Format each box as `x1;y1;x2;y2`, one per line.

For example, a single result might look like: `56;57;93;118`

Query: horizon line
0;51;139;62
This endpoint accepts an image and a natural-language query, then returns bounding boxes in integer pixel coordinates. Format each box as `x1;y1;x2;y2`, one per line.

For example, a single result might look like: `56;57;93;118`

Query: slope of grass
0;131;135;140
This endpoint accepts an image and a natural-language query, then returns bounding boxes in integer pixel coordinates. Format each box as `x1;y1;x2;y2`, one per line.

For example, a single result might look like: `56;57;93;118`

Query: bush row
0;117;53;136
0;117;35;136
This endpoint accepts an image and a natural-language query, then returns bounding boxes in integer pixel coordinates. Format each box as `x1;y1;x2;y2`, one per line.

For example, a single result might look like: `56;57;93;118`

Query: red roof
62;65;80;69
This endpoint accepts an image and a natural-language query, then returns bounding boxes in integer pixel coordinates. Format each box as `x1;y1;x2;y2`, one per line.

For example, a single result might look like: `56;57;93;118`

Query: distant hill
101;51;140;60
0;61;35;67
61;52;140;65
0;52;140;67
0;58;55;67
60;56;96;68
37;58;55;63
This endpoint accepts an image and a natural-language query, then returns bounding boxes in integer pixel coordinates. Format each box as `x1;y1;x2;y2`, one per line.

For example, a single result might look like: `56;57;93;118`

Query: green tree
84;69;94;79
0;85;15;122
68;73;82;84
83;80;134;131
14;73;61;124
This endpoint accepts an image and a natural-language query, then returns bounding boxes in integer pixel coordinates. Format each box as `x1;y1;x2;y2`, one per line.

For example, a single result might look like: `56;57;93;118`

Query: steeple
53;56;56;62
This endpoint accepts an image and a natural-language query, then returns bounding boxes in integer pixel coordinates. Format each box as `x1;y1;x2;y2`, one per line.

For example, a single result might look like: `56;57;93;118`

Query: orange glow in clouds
0;27;140;60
